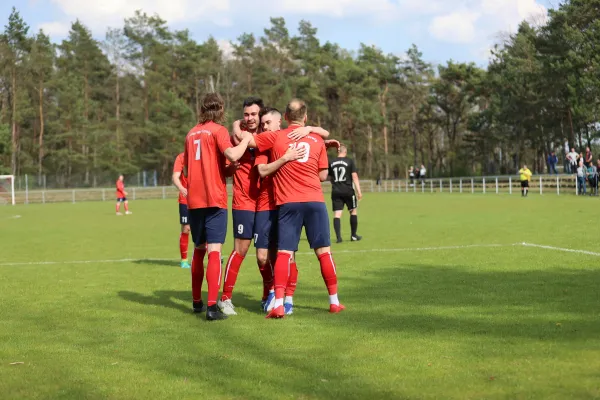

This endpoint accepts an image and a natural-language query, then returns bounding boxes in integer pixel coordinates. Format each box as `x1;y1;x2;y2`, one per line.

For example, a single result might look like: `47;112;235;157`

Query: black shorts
331;193;357;212
521;180;529;188
117;197;127;202
179;203;189;225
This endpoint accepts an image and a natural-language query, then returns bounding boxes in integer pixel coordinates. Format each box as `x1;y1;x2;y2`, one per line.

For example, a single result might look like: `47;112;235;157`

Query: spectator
585;147;593;167
567;148;579;174
577;160;587;195
419;164;426;183
547;152;558;174
408;166;415;186
564;140;570;172
587;161;598;196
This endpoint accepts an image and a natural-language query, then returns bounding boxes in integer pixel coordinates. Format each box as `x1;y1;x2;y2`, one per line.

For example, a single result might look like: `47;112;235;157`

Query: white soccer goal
0;175;15;205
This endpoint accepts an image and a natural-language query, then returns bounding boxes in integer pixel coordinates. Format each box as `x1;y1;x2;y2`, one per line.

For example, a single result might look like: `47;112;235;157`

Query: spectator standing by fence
577;160;587;195
567;148;579;174
419;164;426;183
547;152;558;174
585;147;593;167
587;162;598;196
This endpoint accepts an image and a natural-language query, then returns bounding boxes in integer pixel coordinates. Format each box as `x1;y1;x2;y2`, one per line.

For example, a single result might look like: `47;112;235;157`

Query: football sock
221;251;244;301
116;203;120;212
257;258;274;301
124;203;129;212
350;215;358;237
285;261;298;297
333;218;341;240
191;247;206;303
206;251;222;307
274;252;292;302
179;233;189;260
318;252;339;305
285;296;293;305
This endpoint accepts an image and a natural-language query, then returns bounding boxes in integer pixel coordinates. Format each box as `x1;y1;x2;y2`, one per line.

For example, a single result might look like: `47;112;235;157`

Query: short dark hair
285;99;307;123
199;93;225;124
259;106;281;119
243;96;264;110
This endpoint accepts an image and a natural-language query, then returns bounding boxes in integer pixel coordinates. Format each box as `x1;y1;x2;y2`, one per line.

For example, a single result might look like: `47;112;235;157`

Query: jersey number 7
193;139;202;160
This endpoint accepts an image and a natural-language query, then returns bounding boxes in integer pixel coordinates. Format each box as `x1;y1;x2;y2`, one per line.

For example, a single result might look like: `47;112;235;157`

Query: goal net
0;175;15;205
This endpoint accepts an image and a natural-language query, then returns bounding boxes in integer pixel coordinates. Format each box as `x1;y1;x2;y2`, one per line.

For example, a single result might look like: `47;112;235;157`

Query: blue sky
2;0;555;67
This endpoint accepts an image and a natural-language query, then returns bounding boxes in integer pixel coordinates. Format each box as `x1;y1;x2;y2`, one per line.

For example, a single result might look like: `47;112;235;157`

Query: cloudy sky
3;0;553;66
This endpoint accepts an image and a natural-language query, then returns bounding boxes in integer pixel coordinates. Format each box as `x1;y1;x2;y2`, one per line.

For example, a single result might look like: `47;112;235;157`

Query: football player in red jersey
115;175;132;215
183;93;252;321
172;153;191;269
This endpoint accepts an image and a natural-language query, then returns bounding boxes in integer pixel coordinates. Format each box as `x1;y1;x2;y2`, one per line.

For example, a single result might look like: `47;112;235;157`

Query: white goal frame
0;175;15;205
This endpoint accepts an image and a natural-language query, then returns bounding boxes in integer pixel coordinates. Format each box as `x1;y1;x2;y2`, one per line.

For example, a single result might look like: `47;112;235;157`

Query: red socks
274;252;292;301
191;247;206;303
124;202;129;212
221;251;245;301
116;203;120;212
285;261;298;297
179;233;189;260
206;251;222;306
257;259;274;301
318;252;338;295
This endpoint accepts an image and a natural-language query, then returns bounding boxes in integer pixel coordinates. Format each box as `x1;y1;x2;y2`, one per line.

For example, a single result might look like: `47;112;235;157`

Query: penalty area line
0;243;514;267
521;242;600;257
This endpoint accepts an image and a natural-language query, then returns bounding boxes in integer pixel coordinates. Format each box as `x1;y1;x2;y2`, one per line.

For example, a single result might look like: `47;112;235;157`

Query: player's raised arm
257;147;307;178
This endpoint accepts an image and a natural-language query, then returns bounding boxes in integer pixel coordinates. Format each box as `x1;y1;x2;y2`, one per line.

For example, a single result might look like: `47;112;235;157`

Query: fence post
72;190;75;204
405;180;408;193
496;177;499;194
42;190;45;204
460;179;463;193
102;189;105;201
384;180;387;192
430;180;433;193
557;176;560;195
25;174;29;204
483;178;486;194
133;187;137;200
509;177;512;195
471;178;474;193
576;177;578;196
421;180;424;192
440;179;443;192
539;176;543;195
162;186;166;199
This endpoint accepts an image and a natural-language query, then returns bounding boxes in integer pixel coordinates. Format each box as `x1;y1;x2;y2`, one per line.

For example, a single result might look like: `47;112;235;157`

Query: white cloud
217;39;235;61
275;0;398;19
429;11;480;44
37;21;70;36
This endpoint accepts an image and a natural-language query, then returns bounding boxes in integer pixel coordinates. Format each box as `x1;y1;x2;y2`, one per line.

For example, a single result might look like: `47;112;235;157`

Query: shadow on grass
133;259;180;268
118;289;264;315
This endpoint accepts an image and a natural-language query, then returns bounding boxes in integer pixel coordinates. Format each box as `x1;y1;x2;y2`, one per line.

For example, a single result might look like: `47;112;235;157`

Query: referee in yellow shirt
519;164;532;197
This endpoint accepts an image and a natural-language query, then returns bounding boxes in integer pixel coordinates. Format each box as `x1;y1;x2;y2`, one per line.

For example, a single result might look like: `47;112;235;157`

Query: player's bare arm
319;168;329;182
257;147;307;178
224;134;251;162
352;172;362;200
231;120;242;145
224;161;240;177
325;139;341;150
172;170;188;197
287;126;330;141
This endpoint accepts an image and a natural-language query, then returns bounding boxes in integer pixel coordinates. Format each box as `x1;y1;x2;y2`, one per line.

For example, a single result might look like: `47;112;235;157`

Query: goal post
0;175;15;205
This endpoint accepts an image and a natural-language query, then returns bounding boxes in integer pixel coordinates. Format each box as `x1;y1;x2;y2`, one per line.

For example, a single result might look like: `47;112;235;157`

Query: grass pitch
1;193;599;399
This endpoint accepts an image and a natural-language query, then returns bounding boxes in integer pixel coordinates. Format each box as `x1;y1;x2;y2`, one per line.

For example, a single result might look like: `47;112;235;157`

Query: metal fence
4;174;594;205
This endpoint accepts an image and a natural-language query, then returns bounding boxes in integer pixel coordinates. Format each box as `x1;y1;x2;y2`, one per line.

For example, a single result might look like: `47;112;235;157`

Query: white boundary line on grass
1;242;598;267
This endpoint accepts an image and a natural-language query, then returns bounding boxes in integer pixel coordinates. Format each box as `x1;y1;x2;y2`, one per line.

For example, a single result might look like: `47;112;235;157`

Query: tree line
0;0;598;188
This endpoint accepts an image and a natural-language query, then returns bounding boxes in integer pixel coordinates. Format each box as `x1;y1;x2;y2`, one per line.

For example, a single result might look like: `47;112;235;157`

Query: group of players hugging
169;94;363;321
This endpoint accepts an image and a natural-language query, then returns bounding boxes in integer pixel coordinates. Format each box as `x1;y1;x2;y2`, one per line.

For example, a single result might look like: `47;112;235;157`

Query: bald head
285;98;307;125
338;145;348;156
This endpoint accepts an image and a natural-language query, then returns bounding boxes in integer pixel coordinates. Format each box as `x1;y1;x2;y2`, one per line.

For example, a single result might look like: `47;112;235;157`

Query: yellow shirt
519;168;532;181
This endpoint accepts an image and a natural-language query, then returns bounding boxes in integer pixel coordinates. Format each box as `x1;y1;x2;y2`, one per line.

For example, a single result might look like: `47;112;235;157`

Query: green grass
1;193;600;399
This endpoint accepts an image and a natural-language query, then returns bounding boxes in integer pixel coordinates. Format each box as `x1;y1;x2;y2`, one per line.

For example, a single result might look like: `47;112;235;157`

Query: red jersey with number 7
254;125;328;205
172;153;188;205
183;122;232;209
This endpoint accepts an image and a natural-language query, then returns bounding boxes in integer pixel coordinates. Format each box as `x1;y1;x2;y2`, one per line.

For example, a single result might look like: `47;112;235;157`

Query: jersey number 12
333;166;346;182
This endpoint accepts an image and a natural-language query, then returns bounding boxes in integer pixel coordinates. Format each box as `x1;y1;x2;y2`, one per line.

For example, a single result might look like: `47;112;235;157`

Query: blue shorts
189;207;227;246
117;197;127;202
179;203;189;225
254;210;278;249
278;202;331;252
232;209;255;240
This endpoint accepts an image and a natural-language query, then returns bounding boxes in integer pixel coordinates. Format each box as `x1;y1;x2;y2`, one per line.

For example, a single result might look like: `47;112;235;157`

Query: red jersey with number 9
173;153;188;205
183;122;232;209
254;125;328;205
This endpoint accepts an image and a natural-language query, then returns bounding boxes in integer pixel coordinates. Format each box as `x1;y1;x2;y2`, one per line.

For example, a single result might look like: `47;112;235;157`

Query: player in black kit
328;145;363;243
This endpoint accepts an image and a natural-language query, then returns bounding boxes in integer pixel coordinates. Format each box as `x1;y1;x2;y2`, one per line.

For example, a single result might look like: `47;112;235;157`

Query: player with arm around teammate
183;92;252;321
241;99;344;318
329;145;362;243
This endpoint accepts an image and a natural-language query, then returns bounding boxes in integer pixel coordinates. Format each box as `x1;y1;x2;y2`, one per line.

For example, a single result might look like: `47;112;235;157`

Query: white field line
1;242;598;267
521;242;600;257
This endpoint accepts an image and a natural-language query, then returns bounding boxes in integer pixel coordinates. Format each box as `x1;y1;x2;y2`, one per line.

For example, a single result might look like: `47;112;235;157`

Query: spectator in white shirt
567;148;579;174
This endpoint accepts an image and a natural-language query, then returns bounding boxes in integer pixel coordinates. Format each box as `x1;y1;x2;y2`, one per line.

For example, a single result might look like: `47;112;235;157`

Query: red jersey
254;151;277;211
173;152;188;205
116;180;125;198
183;121;232;209
254;125;328;205
231;138;259;211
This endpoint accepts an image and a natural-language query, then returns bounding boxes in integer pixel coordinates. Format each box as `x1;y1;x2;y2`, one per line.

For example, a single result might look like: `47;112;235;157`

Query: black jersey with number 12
328;157;357;196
